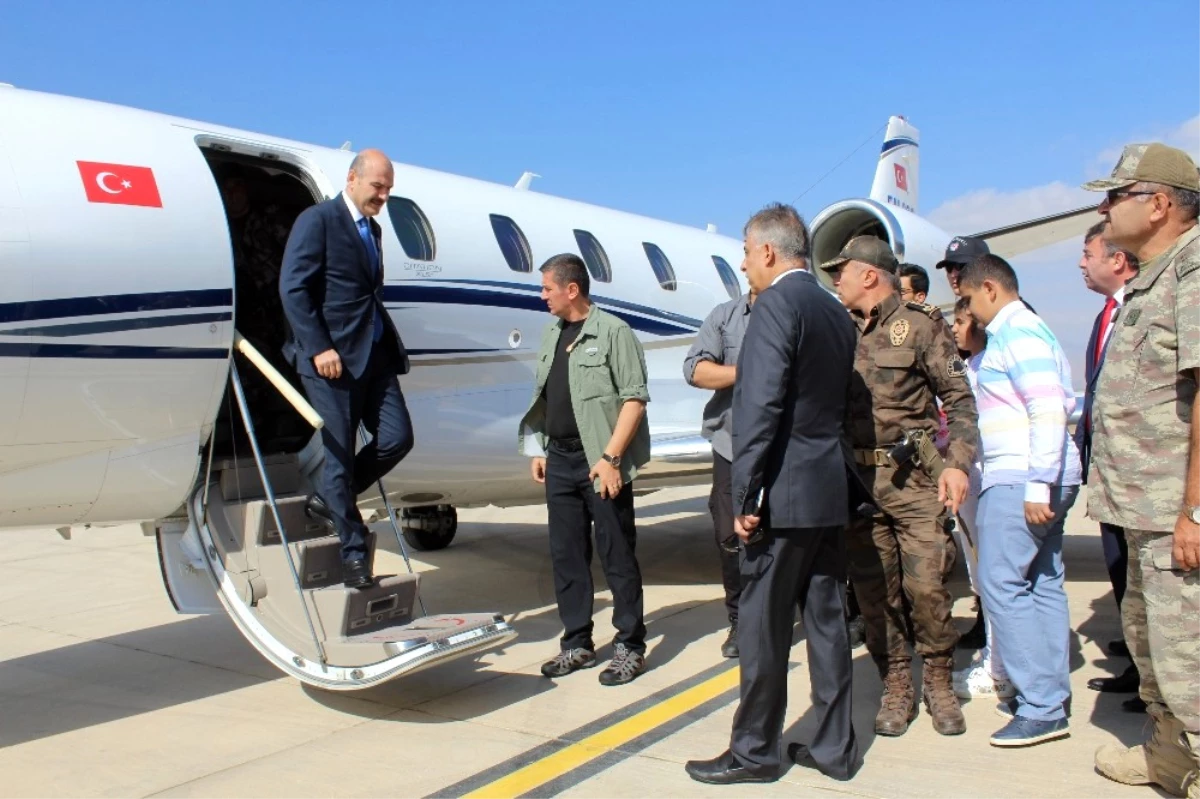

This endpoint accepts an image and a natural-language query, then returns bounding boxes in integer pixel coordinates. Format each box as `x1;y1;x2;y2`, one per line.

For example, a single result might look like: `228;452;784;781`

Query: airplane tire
401;505;458;551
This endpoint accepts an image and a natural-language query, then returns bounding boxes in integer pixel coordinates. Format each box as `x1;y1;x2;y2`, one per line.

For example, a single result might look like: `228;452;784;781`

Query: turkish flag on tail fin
77;161;163;207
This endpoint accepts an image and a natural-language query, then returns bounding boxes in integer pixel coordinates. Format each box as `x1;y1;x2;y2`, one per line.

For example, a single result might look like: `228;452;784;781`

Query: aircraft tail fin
869;116;920;214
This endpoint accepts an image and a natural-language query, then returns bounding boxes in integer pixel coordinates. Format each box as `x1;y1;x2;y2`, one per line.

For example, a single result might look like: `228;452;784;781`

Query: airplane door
0;131;30;449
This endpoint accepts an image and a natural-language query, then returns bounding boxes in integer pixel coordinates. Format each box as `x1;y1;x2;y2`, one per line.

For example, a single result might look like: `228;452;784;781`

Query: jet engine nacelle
810;198;955;310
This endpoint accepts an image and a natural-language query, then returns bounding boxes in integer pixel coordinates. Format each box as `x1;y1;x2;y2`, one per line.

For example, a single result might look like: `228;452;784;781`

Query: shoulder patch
1177;255;1200;278
947;356;968;377
889;318;910;346
905;300;942;319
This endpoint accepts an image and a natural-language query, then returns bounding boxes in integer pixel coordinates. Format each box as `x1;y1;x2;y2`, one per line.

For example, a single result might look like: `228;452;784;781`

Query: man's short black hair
540;253;590;298
959;253;1019;294
899;263;930;297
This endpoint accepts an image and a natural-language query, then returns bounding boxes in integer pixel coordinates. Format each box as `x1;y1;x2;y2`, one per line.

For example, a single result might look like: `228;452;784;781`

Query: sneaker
989;716;1069;747
953;660;1016;699
721;622;739;659
995;698;1019;719
540;647;596;678
599;643;646;686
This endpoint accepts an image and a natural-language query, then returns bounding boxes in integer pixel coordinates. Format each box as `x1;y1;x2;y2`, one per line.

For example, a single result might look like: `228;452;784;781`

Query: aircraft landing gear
401;505;458;551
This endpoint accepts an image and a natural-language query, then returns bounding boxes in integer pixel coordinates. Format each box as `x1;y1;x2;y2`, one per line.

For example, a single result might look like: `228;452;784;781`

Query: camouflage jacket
1089;224;1200;531
845;294;979;473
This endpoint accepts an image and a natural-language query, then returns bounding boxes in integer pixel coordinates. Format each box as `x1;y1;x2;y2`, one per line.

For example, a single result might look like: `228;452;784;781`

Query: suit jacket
1074;302;1112;483
731;269;859;529
279;194;410;380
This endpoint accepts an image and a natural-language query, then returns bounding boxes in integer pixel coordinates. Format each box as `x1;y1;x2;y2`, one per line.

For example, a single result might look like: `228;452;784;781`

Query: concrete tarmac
0;486;1152;797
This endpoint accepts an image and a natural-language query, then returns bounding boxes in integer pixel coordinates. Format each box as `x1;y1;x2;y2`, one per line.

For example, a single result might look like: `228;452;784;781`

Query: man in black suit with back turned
686;204;861;785
279;149;414;589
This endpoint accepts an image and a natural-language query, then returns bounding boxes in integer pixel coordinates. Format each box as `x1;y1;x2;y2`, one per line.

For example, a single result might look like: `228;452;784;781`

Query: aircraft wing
649;432;712;464
971;204;1100;260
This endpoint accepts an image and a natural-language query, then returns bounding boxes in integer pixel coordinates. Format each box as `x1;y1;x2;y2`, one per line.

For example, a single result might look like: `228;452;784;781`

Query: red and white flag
76;161;163;207
894;163;908;192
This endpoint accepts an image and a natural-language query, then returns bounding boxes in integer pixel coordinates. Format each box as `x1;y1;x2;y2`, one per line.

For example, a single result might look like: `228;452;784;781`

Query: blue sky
2;0;1197;381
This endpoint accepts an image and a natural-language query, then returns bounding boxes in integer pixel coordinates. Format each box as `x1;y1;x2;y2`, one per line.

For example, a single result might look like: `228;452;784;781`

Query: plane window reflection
489;214;533;273
642;242;677;291
572;229;612;283
712;255;741;300
386;197;436;261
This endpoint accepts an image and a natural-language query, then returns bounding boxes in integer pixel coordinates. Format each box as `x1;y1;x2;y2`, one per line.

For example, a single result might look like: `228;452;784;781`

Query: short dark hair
959;253;1019;294
1084;222;1141;271
540;253;590;298
1143;182;1200;222
954;296;971;315
743;203;810;264
899;263;930;296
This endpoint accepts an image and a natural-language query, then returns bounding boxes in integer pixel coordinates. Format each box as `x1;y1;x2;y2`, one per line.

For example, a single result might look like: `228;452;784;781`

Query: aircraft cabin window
489;214;533;273
642;242;677;291
572;229;612;283
712;255;741;300
387;196;436;261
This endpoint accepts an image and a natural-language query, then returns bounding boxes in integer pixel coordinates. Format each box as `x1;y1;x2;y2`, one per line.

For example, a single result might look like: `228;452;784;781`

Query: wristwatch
1186;504;1200;525
602;452;621;468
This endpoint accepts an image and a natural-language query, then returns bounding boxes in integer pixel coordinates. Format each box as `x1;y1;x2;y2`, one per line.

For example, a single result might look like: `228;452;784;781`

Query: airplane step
217;453;301;501
308;573;421;637
250;531;378;593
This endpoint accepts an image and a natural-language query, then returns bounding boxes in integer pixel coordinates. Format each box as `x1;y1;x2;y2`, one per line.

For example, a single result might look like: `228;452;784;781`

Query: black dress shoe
721;622;739;659
305;493;335;530
847;615;867;649
343;559;373;589
1107;639;1130;658
685;751;775;785
1087;665;1139;693
787;743;857;782
1122;696;1147;713
957;604;986;650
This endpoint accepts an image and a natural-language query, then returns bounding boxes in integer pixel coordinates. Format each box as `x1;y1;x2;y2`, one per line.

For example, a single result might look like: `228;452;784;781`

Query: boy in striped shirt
959;255;1082;748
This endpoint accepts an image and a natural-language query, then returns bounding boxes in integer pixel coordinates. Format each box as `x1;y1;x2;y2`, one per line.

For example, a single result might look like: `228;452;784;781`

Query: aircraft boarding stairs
168;337;516;691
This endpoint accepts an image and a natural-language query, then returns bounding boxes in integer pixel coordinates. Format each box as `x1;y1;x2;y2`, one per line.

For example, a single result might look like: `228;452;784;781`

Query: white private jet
0;86;1095;690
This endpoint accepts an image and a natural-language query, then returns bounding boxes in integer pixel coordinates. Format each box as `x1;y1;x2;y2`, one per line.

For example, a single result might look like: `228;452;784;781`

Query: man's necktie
1094;296;1118;365
356;217;384;342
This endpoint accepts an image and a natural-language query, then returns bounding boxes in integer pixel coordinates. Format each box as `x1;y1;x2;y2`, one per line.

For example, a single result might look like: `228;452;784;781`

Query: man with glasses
935;237;989;297
1084;143;1199;798
899;263;930;304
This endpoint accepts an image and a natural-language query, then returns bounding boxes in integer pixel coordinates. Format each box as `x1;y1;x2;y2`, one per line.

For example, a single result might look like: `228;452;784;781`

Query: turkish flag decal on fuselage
77;161;163;207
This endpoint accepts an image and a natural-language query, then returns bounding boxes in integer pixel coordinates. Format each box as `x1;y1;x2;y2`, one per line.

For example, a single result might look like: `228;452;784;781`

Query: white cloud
927;181;1092;235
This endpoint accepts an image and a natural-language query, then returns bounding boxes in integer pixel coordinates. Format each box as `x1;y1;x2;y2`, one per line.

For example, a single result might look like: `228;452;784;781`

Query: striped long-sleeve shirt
976;300;1082;502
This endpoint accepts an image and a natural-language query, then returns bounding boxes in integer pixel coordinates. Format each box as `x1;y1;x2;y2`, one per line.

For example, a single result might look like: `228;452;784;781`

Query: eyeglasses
943;262;966;273
899;287;914;297
1105;189;1158;205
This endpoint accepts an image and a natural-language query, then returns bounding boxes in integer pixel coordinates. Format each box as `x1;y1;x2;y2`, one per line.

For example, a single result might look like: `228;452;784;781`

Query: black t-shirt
544;318;585;441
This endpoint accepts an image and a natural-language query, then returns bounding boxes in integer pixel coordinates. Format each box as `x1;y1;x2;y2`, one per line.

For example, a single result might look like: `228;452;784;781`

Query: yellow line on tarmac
462;665;740;799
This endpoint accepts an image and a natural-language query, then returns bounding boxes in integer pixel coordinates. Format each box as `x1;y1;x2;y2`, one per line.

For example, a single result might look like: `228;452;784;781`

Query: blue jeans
977;483;1079;722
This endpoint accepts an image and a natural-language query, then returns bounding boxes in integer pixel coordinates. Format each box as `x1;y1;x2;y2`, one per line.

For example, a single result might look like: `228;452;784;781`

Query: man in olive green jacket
518;253;651;686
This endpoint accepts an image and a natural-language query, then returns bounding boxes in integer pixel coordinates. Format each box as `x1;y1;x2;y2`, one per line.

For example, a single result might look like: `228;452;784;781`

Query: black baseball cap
935;236;989;270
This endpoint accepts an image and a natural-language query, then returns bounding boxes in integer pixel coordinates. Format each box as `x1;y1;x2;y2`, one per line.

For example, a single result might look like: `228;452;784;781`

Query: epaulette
905;300;942;319
1176;235;1200;278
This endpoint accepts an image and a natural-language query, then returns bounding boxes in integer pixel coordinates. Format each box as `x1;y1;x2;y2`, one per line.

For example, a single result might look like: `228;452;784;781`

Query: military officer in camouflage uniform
1084;143;1200;798
822;236;978;738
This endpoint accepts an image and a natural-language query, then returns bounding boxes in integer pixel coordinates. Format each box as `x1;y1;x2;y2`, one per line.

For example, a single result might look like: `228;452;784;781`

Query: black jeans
708;452;743;622
544;441;646;654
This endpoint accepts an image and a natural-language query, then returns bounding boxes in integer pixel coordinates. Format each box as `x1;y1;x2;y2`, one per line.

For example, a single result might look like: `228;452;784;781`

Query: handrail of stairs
229;360;328;666
233;332;324;430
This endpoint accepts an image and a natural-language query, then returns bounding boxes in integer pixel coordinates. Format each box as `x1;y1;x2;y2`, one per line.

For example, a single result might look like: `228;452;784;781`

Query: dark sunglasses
1105;189;1158;205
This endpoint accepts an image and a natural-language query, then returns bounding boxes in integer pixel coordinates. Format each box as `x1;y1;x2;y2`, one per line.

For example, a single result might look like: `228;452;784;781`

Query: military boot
922;654;966;736
1144;709;1200;798
874;657;918;736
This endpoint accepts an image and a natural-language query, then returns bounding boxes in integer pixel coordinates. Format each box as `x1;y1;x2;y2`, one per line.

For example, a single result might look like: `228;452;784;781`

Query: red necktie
1094;296;1117;365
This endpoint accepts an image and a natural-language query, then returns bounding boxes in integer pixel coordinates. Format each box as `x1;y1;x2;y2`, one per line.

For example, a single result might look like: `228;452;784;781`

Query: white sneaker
953;660;1016;699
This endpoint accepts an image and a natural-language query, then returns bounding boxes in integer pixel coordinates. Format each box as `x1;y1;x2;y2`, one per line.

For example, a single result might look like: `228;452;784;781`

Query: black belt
549;437;585;452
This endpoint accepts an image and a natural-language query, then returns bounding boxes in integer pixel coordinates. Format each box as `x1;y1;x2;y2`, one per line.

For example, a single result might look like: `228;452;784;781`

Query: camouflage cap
820;235;898;273
1082;142;1200;192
